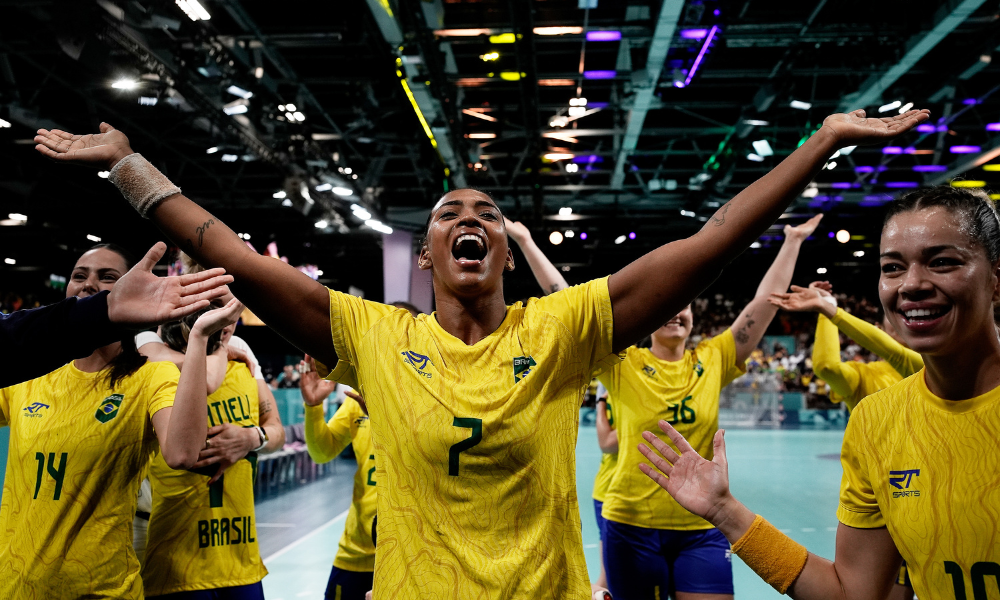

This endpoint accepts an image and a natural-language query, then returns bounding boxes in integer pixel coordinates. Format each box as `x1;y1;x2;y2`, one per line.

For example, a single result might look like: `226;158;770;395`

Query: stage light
569;97;588;106
951;180;986;188
816;267;827;274
293;111;305;121
175;0;211;20
466;133;497;139
255;67;264;79
565;230;574;238
752;140;773;157
747;153;764;162
285;104;297;112
680;29;709;39
549;116;569;128
480;52;500;61
221;154;238;162
9;213;27;222
138;96;158;106
112;79;139;90
333;187;353;196
314;220;329;229
464;109;498;122
499;72;523;81
559;207;573;216
586;31;621;42
489;33;517;44
790;100;811;110
227;85;253;99
0;118;10;128
584;70;616;79
836;230;850;244
549;231;564;245
615;235;626;245
681;25;718;87
983;165;1000;172
743;120;769;126
882;146;902;154
840;145;856;155
854;251;865;257
352;206;371;220
884;182;919;188
950;146;981;154
878;100;901;113
568;106;586;117
315;183;333;192
629;232;636;240
912;165;947;172
898;102;913;114
85;234;101;242
98;171;110;178
680;210;696;217
565;163;579;173
544;153;574;161
223;100;248;115
580;232;588;240
273;191;286;199
206;147;219;154
533;26;583;35
366;220;393;234
750;242;761;249
433;28;494;37
825;161;838;170
281;198;293;207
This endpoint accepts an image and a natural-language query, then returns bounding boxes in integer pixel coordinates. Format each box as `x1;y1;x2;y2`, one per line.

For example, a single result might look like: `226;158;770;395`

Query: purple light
588;102;609;108
583;70;617;80
987;123;1000;132
917;124;948;133
860;194;893;207
682;25;719;87
579;232;588;240
882;146;903;154
628;232;636;240
572;155;604;164
673;81;686;88
830;182;853;189
912;165;947;172
586;30;622;42
962;98;979;105
855;166;875;173
950;146;981;154
885;182;919;188
828;232;835;238
713;8;720;15
680;28;709;39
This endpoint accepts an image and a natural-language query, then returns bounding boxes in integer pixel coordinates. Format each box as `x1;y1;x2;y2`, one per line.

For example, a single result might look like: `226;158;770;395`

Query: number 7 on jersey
449;417;482;476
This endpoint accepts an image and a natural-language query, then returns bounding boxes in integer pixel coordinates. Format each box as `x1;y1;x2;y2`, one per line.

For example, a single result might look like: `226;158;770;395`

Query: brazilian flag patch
513;356;537;383
95;394;124;423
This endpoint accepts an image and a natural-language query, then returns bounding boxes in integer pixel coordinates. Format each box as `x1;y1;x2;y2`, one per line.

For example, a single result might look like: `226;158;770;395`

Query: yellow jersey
598;331;745;530
304;397;377;572
142;362;266;595
0;360;178;599
838;372;1000;598
592;399;617;503
814;310;923;411
326;278;619;599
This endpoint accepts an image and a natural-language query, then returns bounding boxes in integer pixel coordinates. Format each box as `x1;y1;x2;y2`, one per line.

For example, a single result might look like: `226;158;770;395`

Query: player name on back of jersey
198;515;256;548
207;394;255;427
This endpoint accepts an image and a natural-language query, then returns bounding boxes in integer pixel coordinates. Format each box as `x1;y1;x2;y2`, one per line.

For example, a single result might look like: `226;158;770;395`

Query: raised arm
34;125;336;366
152;298;244;470
300;356;352;463
728;214;822;362
605;110;928;352
637;422;902;600
504;218;569;294
831;309;923;378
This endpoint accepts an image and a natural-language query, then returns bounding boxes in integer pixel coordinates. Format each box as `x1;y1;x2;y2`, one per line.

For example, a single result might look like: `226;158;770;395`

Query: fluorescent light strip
399;78;438;149
682;25;719;87
462;109;497;122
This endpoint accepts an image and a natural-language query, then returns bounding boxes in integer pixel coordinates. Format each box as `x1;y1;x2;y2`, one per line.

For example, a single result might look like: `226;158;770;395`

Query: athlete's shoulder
527;277;611;316
136;359;181;382
852;371;923;429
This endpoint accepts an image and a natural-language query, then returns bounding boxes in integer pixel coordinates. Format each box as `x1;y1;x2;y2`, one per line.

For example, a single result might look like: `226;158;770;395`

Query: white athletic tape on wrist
109;153;181;218
820;295;838;308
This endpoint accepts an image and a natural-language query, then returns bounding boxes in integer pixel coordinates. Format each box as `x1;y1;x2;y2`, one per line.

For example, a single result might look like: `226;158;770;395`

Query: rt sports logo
889;469;921;498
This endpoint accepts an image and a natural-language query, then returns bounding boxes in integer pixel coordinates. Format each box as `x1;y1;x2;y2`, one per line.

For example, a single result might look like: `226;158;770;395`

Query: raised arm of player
636;421;902;600
504;218;569;294
33;124;336;367
605;110;928;352
727;214;822;363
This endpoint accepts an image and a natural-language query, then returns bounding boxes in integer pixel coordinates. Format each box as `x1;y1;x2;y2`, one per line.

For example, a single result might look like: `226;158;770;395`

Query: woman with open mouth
637;186;1000;600
34;107;927;599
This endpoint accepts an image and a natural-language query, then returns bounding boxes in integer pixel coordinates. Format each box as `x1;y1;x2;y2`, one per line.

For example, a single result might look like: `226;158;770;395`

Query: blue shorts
325;566;374;600
594;499;607;541
604;520;733;598
148;582;264;600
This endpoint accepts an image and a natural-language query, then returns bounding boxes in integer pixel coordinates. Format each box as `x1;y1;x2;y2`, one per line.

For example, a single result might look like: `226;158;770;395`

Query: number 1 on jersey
449;417;482;476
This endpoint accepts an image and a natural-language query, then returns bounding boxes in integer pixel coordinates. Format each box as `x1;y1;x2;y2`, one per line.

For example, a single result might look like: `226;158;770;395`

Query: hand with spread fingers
107;242;233;327
637;420;742;528
768;282;837;318
300;355;337;407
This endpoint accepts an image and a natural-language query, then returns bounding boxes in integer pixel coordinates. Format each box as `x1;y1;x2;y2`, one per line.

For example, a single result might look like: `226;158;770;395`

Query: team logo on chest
95;394;124;423
513;356;537;382
889;469;921;498
22;402;50;418
693;360;705;377
642;365;657;379
401;351;433;378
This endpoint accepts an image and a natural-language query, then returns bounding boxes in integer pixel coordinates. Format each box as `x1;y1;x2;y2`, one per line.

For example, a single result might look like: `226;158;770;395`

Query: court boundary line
263;509;349;563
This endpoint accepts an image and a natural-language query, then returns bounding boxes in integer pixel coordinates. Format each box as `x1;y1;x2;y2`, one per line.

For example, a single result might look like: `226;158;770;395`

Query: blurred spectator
271;364;301;389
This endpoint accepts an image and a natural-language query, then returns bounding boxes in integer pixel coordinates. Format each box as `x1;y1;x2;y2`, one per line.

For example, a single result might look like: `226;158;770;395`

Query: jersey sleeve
831;308;924;378
304;398;361;463
145;362;181;419
703;329;747;387
533;277;620;375
0;385;11;427
326;290;398;389
813;314;862;403
837;406;885;528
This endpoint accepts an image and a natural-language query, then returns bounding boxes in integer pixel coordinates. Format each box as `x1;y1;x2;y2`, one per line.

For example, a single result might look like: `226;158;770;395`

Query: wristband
820;295;838;309
108;153;182;218
731;514;809;594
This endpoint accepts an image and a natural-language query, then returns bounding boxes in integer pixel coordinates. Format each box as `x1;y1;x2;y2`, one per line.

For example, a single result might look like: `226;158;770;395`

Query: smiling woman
33;108;928;599
636;185;1000;600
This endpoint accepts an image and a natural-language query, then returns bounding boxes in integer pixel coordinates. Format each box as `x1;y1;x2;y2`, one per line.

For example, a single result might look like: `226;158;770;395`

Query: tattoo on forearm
549;284;561;294
260;398;272;416
735;328;750;344
196;219;215;247
712;202;731;227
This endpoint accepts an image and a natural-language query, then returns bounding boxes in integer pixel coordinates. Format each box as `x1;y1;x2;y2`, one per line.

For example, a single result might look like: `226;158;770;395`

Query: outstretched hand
299;355;337;407
34;122;134;170
783;213;823;242
503;217;532;246
822;109;930;147
191;298;244;338
637;420;734;524
108;242;234;327
768;283;836;317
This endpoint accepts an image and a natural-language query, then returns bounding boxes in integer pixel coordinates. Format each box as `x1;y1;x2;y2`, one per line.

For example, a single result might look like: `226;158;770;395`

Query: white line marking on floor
585;543;599;549
257;523;297;528
263;509;350;563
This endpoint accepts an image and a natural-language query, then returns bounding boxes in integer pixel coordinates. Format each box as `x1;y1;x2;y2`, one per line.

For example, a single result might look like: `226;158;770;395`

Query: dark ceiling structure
3;0;1000;303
